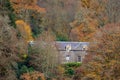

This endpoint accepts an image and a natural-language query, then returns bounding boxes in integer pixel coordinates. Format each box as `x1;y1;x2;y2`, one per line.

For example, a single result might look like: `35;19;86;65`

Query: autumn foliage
0;0;120;80
21;71;45;80
70;20;98;41
70;0;99;41
73;0;119;41
15;20;34;42
74;23;120;80
10;0;46;13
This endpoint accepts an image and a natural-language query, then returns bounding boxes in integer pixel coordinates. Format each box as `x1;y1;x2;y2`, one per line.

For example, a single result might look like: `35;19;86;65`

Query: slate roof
28;41;89;51
55;41;89;51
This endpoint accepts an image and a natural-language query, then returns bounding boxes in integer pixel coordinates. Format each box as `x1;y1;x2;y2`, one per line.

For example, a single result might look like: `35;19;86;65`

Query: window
82;45;88;50
78;56;81;62
66;55;70;61
65;44;71;52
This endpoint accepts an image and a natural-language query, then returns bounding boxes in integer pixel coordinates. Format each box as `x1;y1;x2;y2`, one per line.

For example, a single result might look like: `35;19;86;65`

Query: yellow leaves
16;20;34;42
22;54;28;59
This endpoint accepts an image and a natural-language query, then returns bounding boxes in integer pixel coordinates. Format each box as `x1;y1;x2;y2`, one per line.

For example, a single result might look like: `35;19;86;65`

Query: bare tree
28;32;59;79
105;0;120;23
0;15;19;80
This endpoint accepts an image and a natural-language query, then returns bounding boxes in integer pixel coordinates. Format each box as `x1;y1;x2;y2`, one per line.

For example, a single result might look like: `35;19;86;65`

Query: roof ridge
56;41;89;43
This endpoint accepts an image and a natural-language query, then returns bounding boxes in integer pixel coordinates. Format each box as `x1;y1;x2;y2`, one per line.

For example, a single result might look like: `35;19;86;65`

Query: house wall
58;50;87;64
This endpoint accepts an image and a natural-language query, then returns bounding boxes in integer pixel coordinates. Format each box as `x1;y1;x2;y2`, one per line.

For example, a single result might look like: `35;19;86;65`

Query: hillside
0;0;120;80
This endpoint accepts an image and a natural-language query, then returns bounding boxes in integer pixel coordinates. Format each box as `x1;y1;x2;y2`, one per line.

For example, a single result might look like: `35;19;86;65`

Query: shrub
65;68;74;76
64;62;82;68
62;62;82;77
20;65;34;75
56;34;69;41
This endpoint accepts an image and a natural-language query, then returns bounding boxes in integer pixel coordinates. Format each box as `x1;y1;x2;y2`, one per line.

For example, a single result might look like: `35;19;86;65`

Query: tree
74;23;120;80
70;0;120;41
10;0;46;37
20;71;45;80
30;12;45;38
10;0;46;14
70;0;100;41
15;20;34;42
28;32;59;79
104;0;120;23
38;0;78;41
0;0;16;28
0;15;19;80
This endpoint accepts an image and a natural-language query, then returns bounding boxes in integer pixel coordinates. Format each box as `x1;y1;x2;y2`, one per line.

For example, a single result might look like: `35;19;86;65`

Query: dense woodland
0;0;120;80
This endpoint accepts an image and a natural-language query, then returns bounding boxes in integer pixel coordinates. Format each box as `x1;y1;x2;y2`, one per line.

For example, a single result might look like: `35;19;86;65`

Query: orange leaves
70;18;98;41
10;0;46;14
16;20;34;42
81;0;91;8
24;5;46;13
82;23;120;79
70;0;103;41
21;71;45;80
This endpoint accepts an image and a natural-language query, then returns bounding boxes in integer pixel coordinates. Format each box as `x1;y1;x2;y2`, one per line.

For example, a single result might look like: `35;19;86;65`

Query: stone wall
58;50;87;64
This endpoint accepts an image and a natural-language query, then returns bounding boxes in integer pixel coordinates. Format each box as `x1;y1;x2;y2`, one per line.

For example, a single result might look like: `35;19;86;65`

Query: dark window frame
77;56;81;62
